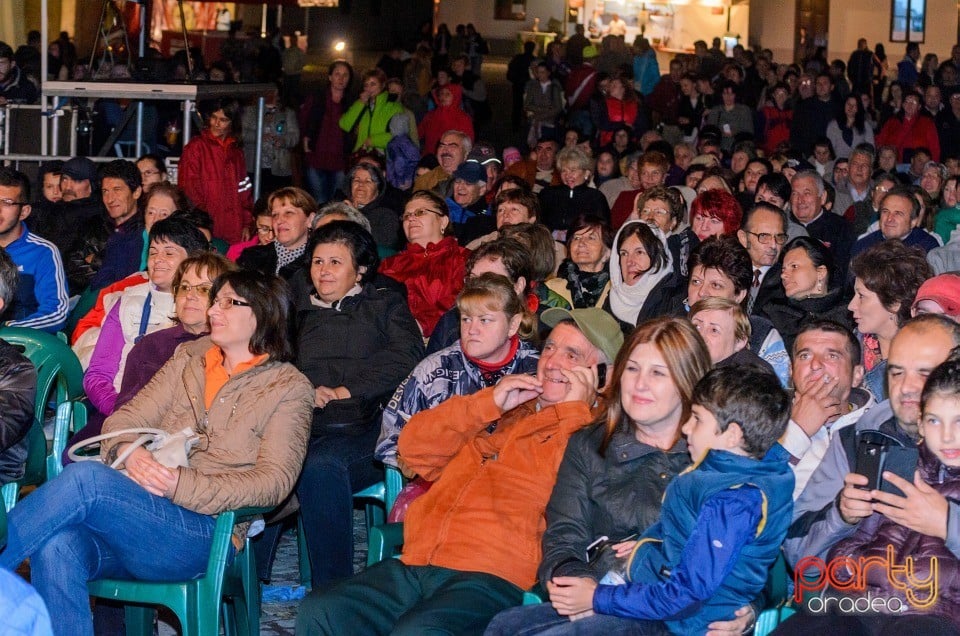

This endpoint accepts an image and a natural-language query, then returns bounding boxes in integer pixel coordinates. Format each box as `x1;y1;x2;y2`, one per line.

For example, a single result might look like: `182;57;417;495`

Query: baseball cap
453;161;487;184
468;142;501;166
540;307;624;364
62;157;97;183
913;274;960;318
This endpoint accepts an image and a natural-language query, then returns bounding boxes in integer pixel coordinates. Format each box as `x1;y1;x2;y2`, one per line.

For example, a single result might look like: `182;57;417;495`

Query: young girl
820;348;960;631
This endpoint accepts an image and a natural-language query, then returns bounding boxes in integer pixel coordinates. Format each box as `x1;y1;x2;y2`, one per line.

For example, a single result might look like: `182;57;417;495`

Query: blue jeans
0;462;220;636
304;168;345;205
484;602;669;636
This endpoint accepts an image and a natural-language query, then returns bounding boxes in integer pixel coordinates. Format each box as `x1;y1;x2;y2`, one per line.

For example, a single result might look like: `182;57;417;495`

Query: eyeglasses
641;207;671;218
256;225;275;235
0;198;24;208
175;283;213;297
402;208;443;222
745;231;789;245
140;169;161;177
211;296;252;310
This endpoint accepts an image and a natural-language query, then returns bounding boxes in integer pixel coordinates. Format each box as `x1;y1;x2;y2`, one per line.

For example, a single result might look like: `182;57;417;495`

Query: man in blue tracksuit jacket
0;168;68;333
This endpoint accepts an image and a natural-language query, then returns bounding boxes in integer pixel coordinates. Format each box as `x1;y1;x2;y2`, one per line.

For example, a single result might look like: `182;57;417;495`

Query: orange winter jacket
397;386;595;589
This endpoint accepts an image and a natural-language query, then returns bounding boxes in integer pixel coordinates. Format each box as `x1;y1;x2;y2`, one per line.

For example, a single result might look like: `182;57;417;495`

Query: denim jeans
296;427;383;588
0;462;220;636
304;168;345;205
484;602;669;636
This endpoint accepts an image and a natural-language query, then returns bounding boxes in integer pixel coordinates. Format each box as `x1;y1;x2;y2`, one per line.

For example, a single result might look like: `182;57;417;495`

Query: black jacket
538;184;611;232
759;286;853;353
237;243;305;281
294;281;424;435
0;339;37;485
30;195;106;294
538;422;691;585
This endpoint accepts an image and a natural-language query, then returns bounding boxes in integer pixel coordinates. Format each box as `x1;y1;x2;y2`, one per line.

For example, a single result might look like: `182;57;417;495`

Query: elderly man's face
537;323;599;407
453;178;484;206
790;175;826;223
437;134;467;173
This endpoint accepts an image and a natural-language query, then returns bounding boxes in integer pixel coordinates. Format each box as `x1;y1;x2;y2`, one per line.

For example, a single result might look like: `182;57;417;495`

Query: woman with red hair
689;189;742;241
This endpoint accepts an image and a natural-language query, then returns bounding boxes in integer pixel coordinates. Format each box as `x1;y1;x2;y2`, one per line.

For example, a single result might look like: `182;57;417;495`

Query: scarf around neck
558;259;610;308
275;241;306;273
608;222;673;325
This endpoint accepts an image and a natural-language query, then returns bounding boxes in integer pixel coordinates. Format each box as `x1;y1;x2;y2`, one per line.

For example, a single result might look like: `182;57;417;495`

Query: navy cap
453;161;486;184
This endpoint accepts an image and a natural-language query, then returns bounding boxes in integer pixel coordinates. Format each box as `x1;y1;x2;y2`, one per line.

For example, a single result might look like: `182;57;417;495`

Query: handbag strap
67;427;168;469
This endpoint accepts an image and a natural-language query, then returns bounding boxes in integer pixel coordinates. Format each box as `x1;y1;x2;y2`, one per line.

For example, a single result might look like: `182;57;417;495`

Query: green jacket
339;92;404;152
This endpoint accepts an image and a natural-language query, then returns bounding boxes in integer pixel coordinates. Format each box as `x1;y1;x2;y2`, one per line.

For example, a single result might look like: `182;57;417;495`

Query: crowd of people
1;18;960;636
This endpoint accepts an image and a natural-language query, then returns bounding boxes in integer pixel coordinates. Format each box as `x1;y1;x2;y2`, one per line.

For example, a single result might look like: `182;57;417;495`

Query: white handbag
68;427;200;470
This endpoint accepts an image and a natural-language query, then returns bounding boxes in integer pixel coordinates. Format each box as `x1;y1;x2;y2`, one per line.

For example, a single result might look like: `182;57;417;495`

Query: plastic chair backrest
47;401;87;479
0;328;84;490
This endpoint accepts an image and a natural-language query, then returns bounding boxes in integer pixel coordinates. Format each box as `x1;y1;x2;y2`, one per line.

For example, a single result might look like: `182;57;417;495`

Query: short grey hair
792;170;825;196
0;247;17;308
849;145;875;165
441;129;472;156
312;202;372;233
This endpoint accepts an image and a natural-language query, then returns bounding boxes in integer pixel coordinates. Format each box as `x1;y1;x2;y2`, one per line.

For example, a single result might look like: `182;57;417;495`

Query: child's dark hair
921;346;960;412
691;366;790;459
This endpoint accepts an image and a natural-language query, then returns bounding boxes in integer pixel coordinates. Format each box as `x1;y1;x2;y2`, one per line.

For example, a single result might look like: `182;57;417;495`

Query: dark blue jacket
594;446;794;633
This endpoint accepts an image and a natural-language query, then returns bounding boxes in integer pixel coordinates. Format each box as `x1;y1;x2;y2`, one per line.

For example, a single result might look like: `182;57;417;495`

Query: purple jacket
828;442;960;621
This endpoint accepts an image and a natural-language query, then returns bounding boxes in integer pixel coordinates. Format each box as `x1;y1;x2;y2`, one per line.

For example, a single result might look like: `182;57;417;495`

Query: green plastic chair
366;521;404;567
48;402;263;636
0;327;84;511
297;466;406;587
88;506;271;636
47;400;88;479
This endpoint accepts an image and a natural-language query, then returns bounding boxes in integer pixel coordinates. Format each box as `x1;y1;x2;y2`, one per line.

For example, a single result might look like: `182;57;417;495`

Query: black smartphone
855;432;886;491
596;363;608;387
854;430;919;497
879;446;919;497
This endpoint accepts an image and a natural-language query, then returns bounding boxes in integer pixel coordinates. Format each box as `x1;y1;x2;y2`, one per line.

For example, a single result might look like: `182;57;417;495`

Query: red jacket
418;85;475;156
760;105;793;155
178;130;254;243
380;236;470;337
398;386;595;589
599;97;640;147
876;113;941;161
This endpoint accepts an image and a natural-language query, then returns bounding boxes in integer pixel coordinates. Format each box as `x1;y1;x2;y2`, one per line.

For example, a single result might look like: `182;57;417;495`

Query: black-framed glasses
212;297;252;310
745;231;789;245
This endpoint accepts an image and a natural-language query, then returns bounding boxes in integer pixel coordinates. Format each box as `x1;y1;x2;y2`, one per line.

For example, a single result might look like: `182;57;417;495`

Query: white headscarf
608;221;673;325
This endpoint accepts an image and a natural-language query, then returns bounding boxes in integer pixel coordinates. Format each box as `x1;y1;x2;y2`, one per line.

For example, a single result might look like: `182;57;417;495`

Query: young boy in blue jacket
549;365;794;634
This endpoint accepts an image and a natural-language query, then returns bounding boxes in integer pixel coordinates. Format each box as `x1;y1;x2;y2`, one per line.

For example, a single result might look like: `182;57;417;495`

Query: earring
816;279;823;292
